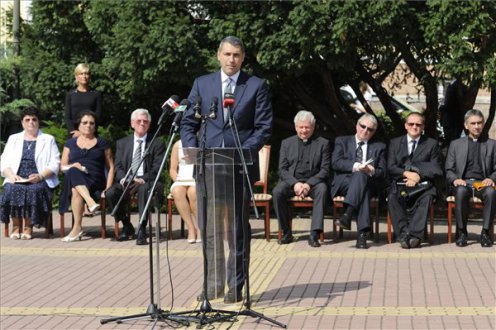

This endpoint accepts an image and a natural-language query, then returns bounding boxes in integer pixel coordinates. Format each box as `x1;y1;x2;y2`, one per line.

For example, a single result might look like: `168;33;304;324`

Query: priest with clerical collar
272;110;331;247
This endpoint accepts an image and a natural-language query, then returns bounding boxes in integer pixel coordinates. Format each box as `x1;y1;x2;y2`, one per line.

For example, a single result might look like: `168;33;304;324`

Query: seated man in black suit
106;109;165;245
446;109;496;247
387;112;442;248
273;111;331;247
332;113;386;249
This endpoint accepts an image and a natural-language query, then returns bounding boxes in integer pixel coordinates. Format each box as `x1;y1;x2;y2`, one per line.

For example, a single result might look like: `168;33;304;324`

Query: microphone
158;95;180;125
161;95;180;112
172;99;191;128
209;97;219;119
223;92;235;109
193;96;202;119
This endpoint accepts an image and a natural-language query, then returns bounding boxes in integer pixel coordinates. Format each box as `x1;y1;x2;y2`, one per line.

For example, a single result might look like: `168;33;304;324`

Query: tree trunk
483;88;495;139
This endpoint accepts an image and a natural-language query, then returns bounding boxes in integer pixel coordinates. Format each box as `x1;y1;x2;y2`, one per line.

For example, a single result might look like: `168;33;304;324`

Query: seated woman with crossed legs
59;111;114;242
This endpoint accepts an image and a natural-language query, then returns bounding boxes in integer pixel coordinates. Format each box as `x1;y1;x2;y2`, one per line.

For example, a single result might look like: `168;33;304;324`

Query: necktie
409;140;417;159
224;78;234;122
356;141;364;163
131;139;143;174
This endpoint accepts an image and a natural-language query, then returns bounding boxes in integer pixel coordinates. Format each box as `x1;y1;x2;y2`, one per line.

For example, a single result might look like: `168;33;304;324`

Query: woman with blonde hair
64;63;102;138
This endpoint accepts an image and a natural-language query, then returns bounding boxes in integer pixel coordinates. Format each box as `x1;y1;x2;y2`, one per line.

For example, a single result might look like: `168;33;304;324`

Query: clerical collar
299;135;313;144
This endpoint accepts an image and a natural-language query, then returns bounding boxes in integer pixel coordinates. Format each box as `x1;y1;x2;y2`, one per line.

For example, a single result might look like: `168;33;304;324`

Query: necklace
26;141;35;150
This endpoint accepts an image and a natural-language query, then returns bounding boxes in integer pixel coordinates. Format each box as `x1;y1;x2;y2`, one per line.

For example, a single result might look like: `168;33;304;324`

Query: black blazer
331;135;386;197
277;135;331;187
113;135;166;183
445;136;496;185
387;135;442;195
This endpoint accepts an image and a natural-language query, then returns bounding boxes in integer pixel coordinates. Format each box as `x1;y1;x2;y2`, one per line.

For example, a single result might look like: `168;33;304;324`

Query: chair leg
332;206;338;240
387;210;392;244
100;210;107;239
4;223;9;238
114;222;119;240
44;213;53;239
265;204;270;242
429;204;434;243
374;203;380;242
447;202;453;243
59;213;65;237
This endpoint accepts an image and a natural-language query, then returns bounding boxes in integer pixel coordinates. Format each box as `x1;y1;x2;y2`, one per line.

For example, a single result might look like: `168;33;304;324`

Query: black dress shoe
480;231;493;247
118;221;135;241
278;233;294;245
223;289;242;303
356;231;368;249
308;236;321;247
456;231;468;247
136;228;148;246
336;213;352;230
409;236;421;249
398;232;410;249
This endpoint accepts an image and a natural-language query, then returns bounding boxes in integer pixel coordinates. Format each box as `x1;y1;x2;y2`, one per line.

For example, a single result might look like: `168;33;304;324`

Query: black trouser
273;181;328;235
106;181;164;228
388;191;433;239
454;185;496;231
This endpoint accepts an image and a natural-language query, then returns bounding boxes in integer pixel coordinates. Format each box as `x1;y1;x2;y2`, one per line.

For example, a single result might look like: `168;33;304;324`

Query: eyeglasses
23;118;38;122
134;119;150;124
406;123;423;127
359;123;376;132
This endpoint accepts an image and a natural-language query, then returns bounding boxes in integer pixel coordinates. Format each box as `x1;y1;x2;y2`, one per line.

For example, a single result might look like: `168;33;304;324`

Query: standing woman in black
64;63;102;138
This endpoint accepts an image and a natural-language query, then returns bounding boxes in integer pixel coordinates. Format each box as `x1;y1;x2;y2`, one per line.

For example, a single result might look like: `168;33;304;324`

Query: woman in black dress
0;107;60;239
59;111;114;242
64;63;102;138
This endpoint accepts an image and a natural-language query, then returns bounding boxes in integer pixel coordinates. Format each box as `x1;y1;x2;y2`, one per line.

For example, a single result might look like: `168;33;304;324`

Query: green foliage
41;120;67;150
3;0;492;181
424;0;496;87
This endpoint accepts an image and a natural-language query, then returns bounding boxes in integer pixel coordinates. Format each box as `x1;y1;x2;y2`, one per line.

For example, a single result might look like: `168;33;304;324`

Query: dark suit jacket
445;136;496;185
387;135;442;195
278;135;331;187
181;70;272;182
113;135;166;184
331;135;386;197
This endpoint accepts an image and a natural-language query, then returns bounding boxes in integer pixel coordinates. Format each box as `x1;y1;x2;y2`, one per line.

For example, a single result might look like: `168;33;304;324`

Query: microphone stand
225;105;286;328
101;116;187;328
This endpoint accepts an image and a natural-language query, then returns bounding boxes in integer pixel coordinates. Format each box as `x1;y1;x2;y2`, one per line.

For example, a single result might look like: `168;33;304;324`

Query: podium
183;147;253;299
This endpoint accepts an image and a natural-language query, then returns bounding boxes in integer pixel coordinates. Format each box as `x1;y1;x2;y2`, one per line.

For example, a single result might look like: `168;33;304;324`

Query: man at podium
181;36;272;303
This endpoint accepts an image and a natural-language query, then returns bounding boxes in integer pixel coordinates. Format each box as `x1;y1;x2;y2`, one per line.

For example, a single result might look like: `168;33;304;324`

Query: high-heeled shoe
21;227;33;240
61;231;84;242
10;225;21;239
88;203;100;213
187;238;196;244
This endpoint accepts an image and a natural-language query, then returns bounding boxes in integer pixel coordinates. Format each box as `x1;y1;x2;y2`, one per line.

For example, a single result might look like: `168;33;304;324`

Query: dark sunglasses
359;123;376;132
406;123;423;127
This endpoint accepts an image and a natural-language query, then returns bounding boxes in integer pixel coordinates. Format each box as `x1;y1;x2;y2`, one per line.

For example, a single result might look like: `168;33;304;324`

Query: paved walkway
1;212;495;329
